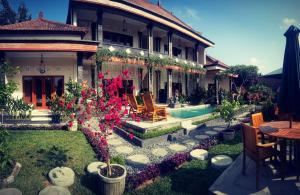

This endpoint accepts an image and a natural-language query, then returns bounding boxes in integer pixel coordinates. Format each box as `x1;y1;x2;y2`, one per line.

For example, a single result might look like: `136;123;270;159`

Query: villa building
0;0;233;109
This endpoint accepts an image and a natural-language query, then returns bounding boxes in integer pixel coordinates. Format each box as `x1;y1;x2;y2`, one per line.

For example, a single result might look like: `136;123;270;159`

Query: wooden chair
251;113;265;140
142;92;167;122
241;123;278;189
127;94;145;115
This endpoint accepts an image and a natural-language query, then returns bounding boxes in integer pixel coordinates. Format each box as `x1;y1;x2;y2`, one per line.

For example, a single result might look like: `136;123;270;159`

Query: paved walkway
210;154;300;195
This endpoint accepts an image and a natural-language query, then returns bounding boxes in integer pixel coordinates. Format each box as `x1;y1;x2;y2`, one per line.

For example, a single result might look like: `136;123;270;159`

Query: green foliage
192;114;220;125
0;130;12;170
217;100;240;127
65;78;82;101
261;100;276;121
224;65;259;90
6;98;33;118
188;86;208;105
0;81;17;110
0;0;31;25
127;126;182;140
248;84;274;103
111;155;126;166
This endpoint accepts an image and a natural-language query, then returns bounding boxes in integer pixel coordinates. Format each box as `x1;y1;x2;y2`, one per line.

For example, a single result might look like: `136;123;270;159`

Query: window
173;47;182;57
103;31;133;47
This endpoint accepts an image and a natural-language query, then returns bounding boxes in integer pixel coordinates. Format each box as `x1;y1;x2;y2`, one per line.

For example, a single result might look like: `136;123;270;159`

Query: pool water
170;106;215;119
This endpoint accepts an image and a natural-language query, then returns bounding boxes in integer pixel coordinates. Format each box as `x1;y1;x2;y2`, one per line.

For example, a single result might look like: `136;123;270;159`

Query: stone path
89;111;249;174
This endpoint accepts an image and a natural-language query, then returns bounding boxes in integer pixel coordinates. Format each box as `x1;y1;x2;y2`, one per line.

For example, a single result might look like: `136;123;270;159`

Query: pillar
194;43;199;63
97;11;103;45
71;8;77;26
147;24;153;54
167;69;173;101
147;66;153;93
77;52;83;83
215;78;219;105
155;70;161;102
185;73;188;96
168;31;173;58
138;67;143;92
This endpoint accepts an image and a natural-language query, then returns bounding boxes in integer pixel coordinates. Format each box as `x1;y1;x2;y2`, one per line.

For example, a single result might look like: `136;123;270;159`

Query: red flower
98;72;104;79
129;133;134;140
68;121;73;128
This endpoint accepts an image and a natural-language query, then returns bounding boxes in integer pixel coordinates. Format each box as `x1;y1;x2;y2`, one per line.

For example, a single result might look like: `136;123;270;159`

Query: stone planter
222;128;235;141
68;120;78;131
98;164;127;195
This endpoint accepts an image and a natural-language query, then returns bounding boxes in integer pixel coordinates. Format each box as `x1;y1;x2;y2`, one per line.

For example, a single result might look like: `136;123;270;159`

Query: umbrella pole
289;114;293;128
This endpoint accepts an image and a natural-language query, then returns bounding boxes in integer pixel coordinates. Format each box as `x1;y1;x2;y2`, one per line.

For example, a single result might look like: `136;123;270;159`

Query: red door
23;76;64;109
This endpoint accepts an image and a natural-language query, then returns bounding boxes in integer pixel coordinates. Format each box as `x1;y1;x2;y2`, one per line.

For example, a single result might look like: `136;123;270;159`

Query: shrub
261;100;275;121
217;100;240;127
111;155;125;166
126;126;182;140
0;130;12;169
188;86;207;105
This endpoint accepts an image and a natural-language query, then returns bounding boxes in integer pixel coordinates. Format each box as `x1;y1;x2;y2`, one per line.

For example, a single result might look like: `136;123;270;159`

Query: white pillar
167;69;172;101
72;8;77;26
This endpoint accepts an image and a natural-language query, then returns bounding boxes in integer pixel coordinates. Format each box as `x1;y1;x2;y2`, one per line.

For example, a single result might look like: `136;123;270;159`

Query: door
23;76;64;109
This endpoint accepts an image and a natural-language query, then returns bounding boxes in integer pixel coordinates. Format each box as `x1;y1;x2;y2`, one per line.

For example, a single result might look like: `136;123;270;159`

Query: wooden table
259;121;300;180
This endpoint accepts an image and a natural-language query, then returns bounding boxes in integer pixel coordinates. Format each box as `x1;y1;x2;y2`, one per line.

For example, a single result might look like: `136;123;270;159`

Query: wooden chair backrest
242;123;258;156
251;112;264;128
142;92;155;113
127;94;138;110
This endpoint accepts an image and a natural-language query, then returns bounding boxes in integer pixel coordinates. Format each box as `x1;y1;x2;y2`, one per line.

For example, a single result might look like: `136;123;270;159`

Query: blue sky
10;0;300;74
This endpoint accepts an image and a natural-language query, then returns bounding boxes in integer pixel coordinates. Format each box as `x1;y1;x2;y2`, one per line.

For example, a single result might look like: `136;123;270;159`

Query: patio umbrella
278;25;300;128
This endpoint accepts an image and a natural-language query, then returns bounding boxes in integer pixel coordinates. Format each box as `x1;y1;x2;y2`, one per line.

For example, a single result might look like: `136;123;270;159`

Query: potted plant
217;100;240;141
78;70;138;195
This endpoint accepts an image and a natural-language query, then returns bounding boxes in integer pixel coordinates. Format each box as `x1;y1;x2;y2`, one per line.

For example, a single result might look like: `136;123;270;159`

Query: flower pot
222;129;235;141
68;120;78;131
98;164;127;195
52;114;61;124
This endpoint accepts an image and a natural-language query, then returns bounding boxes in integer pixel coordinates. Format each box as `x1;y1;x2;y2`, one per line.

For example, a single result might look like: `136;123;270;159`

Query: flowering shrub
78;70;138;176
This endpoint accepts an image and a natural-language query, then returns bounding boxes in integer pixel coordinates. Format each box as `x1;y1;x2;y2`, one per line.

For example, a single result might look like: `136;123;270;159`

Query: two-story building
0;0;232;109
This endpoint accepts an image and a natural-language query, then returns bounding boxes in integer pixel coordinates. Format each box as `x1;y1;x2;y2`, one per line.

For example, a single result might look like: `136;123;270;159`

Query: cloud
250;57;259;65
281;17;298;29
184;7;202;21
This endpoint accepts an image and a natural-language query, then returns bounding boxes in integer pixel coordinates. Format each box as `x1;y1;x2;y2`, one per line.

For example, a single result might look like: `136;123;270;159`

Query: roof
124;0;194;32
205;55;229;69
0;12;88;34
265;68;282;76
72;0;214;47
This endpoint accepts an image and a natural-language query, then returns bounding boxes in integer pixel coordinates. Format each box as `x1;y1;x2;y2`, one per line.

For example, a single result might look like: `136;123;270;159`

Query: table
259;121;300;180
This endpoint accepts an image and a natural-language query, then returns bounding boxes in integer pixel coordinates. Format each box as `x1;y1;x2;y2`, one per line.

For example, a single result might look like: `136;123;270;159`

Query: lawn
126;130;243;195
3;130;98;195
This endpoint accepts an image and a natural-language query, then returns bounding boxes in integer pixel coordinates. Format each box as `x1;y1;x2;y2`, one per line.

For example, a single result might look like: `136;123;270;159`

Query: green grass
191;114;220;125
3;130;98;195
126;131;243;195
128;126;182;140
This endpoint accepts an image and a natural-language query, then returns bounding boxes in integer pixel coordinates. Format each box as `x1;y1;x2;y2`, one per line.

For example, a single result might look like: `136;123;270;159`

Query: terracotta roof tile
125;0;195;32
0;17;88;34
205;55;229;69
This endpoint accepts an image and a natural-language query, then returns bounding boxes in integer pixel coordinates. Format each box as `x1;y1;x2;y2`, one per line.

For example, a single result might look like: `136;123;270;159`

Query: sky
9;0;300;74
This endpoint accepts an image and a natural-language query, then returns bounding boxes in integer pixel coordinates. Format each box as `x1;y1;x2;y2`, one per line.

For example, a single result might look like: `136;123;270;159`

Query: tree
0;0;16;25
223;65;259;99
16;1;31;22
0;0;31;25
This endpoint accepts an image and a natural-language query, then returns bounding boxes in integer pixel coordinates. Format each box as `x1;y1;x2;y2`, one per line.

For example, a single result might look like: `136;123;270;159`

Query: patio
210;154;300;195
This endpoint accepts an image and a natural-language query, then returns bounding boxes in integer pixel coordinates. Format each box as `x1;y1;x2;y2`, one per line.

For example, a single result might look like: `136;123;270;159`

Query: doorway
23;76;64;109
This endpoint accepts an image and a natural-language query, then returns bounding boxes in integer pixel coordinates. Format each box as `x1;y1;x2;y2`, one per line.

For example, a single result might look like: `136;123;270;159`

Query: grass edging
126;126;182;140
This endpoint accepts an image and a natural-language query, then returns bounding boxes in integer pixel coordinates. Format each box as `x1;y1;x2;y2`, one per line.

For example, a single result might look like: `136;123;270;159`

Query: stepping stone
39;186;71;195
211;155;233;169
190;149;208;160
115;145;133;154
0;188;22;195
151;148;168;157
205;130;218;136
184;141;196;146
107;134;115;140
127;154;150;165
213;127;225;132
87;162;107;174
195;134;209;140
108;138;123;146
48;167;75;187
168;144;187;152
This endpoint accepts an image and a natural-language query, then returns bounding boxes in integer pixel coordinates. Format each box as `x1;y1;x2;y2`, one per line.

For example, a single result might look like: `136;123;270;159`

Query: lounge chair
127;94;145;115
241;123;278;189
142;92;167;122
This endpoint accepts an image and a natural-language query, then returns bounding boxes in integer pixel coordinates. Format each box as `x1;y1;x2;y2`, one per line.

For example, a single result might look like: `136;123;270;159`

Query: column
147;66;153;93
185;73;188;96
97;11;103;45
138;67;143;92
168;31;173;58
194;43;199;63
77;52;83;83
215;78;219;105
155;70;161;102
71;8;77;26
138;32;143;48
167;69;173;101
147;24;153;54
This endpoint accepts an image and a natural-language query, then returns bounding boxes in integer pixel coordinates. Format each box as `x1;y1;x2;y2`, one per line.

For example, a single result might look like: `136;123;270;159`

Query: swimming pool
169;106;215;119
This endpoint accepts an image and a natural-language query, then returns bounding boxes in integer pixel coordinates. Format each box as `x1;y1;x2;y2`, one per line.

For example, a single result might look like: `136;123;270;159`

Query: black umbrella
278;25;300;128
